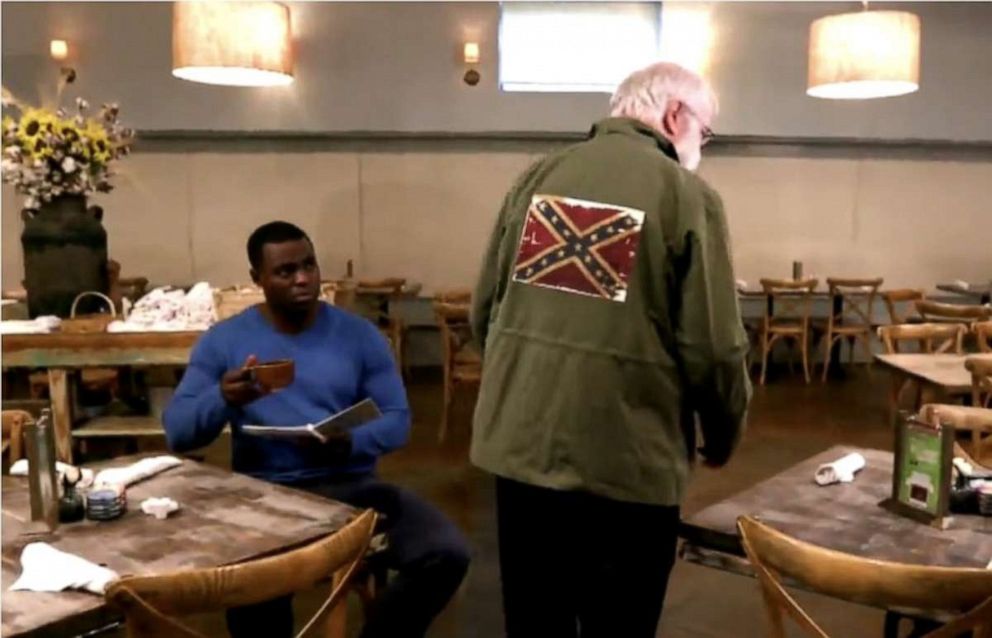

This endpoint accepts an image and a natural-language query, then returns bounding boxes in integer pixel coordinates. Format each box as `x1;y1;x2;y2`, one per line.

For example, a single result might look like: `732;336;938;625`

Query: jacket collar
589;117;680;163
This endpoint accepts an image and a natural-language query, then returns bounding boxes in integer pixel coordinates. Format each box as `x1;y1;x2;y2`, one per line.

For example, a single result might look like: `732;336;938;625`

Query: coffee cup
247;359;295;389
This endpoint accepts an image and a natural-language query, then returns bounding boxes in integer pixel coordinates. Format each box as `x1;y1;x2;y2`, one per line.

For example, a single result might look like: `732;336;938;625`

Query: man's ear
250;268;259;285
661;102;682;138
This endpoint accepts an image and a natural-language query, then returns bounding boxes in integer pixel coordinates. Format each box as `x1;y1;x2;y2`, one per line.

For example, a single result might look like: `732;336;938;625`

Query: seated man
163;221;470;638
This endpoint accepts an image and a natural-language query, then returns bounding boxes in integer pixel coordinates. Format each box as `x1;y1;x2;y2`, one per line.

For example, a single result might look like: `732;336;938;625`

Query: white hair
610;62;718;126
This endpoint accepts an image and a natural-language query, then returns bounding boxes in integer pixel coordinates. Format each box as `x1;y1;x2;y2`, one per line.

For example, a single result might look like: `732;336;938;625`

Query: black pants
496;477;680;638
226;475;471;638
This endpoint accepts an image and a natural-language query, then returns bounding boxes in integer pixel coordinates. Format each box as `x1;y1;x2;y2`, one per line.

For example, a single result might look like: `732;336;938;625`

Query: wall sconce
464;42;480;65
463;41;480;86
50;39;69;61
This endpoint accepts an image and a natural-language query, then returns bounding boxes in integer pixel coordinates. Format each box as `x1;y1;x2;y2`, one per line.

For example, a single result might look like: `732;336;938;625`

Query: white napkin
814;452;866;486
736;279;748;291
9;460;95;490
0;316;61;334
140;497;179;520
93;455;182;489
953;279;971;290
10;543;118;594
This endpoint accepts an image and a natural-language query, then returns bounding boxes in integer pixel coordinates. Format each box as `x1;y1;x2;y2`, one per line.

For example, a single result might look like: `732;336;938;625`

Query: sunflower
85;120;112;164
17;108;58;158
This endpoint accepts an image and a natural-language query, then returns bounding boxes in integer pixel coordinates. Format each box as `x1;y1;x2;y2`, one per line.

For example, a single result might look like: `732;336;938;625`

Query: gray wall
2;2;991;140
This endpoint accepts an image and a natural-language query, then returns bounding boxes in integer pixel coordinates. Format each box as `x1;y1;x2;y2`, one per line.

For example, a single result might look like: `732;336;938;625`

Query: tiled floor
107;364;900;637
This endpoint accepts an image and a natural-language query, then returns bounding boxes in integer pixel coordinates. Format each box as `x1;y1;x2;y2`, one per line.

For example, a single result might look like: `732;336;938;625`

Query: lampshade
173;2;294;87
808;10;920;100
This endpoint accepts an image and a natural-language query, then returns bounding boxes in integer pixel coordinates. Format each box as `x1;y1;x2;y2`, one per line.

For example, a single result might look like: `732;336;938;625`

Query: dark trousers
226;475;471;638
496;477;680;638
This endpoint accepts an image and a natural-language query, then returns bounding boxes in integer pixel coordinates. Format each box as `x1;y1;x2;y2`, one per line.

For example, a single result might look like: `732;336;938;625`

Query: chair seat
453;363;482;383
81;368;119;387
817;323;871;336
766;323;805;335
454;349;481;365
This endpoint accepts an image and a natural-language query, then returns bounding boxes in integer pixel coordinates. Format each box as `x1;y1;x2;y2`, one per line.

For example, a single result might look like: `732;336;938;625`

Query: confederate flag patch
512;194;645;302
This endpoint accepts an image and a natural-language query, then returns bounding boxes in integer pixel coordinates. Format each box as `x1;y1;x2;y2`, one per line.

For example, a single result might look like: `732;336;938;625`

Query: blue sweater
163;303;410;484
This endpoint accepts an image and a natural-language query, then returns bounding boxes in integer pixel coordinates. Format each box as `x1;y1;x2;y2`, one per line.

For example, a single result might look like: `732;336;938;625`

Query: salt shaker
25;409;59;531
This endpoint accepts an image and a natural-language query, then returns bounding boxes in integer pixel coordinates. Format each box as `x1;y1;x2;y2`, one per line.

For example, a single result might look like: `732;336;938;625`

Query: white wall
2;2;991;140
4;150;991;294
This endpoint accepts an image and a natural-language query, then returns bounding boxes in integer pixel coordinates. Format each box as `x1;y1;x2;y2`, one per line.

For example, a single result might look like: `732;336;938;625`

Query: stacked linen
108;282;216;332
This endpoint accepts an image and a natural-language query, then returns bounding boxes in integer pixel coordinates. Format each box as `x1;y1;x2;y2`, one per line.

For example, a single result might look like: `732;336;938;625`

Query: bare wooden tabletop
874;353;973;394
0;331;203;369
2;456;356;638
680;446;992;570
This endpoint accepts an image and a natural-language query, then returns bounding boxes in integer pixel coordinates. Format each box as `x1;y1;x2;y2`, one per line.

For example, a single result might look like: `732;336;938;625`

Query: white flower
61;157;77;173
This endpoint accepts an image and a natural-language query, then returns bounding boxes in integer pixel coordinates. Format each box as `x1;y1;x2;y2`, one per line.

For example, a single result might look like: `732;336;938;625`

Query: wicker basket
213;286;267;321
60;292;117;333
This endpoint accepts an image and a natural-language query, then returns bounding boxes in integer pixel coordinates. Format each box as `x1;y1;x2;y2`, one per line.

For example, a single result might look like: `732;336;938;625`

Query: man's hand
221;355;270;407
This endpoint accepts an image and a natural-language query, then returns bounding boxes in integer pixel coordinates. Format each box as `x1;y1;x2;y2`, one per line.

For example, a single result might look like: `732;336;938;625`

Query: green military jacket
470;117;752;506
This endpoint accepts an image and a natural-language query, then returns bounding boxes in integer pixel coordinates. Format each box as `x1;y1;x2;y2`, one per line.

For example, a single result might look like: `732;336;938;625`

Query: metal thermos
25;409;59;531
792;261;804;281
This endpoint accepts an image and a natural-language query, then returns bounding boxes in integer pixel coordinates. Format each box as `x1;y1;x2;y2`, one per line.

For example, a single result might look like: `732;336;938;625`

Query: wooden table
679;446;991;626
2;456;356;638
1;332;202;462
936;282;992;305
874;353;973;404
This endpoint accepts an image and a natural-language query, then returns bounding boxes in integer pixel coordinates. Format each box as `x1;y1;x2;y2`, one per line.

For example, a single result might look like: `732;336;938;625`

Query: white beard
674;140;701;172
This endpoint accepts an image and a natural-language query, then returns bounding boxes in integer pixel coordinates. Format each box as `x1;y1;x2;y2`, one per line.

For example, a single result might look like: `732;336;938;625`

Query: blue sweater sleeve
163;329;237;452
349;322;411;458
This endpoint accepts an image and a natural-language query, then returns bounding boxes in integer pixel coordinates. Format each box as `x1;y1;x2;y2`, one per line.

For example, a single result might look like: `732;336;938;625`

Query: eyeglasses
681;103;715;147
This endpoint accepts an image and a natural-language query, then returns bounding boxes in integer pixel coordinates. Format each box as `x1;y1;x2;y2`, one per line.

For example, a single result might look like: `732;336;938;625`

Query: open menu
241;398;381;442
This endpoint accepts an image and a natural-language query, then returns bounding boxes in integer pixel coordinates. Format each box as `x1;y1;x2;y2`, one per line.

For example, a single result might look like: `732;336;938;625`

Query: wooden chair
967;355;992;409
877;323;966;355
974;321;992;353
818;277;883;382
433;301;481;443
433;289;472;304
877;324;966;419
915;300;992;324
356;278;407;374
920;403;992;467
758;278;818;385
1;410;30;464
881;289;925;324
105;509;377;638
737;515;992;638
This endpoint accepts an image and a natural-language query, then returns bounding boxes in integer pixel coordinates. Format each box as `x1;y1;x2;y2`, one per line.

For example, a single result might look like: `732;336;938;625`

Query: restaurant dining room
1;1;991;637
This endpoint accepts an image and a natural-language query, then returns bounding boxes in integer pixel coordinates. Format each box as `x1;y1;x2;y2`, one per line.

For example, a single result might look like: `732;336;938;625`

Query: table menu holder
880;411;954;529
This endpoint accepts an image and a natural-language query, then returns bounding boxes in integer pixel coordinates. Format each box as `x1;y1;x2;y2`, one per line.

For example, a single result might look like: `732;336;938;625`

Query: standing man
164;221;470;638
471;62;751;637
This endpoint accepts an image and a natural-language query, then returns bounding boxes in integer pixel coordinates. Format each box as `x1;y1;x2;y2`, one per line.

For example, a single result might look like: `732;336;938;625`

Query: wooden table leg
48;368;73;463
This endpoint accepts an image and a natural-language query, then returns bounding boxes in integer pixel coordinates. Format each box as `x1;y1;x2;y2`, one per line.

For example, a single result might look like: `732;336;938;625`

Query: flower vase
21;194;109;318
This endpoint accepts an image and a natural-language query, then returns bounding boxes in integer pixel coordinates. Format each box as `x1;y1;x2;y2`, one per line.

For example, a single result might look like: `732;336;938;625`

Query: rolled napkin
10;543;119;594
93;455;182;489
9;460;95;490
814;452;866;486
736;279;749;292
953;279;971;290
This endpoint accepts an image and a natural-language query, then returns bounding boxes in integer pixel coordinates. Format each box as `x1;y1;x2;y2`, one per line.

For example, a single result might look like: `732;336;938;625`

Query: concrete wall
2;2;991;139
